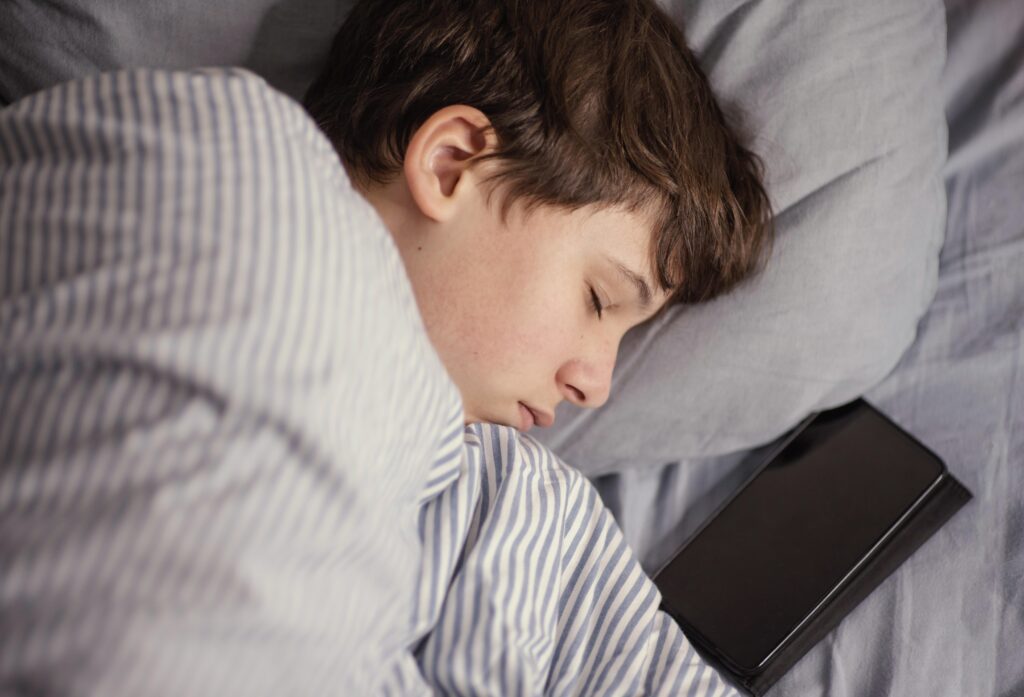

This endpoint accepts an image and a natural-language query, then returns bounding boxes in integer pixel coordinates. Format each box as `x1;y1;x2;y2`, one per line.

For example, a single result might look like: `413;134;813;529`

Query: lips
518;402;535;432
518;402;555;431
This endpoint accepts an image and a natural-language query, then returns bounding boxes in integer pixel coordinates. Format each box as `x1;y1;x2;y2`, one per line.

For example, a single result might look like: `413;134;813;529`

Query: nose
555;337;618;409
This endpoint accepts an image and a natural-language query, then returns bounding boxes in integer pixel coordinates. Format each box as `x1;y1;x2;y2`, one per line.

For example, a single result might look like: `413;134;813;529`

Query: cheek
497;298;579;371
459;286;573;374
416;231;581;383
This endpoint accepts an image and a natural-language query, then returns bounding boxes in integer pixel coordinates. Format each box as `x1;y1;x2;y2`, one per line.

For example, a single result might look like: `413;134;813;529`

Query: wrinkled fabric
0;68;739;696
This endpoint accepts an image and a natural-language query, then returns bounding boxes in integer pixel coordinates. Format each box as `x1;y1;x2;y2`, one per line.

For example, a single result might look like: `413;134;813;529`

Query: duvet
0;69;735;696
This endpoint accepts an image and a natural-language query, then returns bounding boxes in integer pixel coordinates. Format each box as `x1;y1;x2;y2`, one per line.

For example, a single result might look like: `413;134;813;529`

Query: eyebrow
604;255;653;310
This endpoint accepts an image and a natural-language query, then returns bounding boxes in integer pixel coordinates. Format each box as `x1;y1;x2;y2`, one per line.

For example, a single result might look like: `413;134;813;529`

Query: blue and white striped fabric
391;422;739;696
0;69;738;696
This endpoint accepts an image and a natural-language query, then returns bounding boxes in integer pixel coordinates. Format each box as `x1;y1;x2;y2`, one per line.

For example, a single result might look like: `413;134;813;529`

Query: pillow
536;0;948;472
0;0;948;474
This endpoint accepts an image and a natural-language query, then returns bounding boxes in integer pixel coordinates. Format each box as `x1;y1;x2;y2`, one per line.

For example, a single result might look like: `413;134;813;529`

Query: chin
461;404;518;429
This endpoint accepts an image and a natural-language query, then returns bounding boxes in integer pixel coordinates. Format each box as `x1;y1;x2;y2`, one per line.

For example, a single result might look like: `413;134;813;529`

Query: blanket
0;68;735;696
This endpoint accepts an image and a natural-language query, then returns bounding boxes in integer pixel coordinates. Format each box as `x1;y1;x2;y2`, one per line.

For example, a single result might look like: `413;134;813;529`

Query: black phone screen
654;401;945;675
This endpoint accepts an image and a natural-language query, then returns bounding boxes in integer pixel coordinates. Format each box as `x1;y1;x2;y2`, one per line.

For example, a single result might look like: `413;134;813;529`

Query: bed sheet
593;0;1024;694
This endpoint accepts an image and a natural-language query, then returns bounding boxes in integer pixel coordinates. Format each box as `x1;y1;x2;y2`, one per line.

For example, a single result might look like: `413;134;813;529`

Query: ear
403;105;496;223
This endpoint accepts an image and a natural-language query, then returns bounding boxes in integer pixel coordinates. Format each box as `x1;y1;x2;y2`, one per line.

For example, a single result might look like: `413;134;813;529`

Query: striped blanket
0;68;736;696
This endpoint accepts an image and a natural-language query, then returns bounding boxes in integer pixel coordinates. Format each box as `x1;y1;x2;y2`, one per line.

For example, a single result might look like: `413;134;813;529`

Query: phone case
655;399;973;697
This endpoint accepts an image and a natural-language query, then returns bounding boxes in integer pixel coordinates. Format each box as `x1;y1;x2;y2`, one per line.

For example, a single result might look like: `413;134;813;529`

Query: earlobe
403;105;495;223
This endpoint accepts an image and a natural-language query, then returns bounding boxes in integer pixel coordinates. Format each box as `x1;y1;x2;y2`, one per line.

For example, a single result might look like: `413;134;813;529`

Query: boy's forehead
576;204;671;311
585;203;662;270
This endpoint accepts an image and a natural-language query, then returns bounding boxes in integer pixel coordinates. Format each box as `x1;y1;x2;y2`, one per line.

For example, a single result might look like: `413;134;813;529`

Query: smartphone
653;399;968;689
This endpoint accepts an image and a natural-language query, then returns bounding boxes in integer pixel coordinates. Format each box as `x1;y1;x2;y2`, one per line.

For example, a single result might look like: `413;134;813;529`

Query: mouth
518;402;554;432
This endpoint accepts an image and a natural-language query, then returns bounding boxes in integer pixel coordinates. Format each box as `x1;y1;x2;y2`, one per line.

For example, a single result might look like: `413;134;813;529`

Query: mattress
594;0;1024;694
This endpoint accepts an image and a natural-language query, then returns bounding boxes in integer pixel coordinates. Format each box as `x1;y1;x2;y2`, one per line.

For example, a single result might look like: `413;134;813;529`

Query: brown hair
304;0;773;305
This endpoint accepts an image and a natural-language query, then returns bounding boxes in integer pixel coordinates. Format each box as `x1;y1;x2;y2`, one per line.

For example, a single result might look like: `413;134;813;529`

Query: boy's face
361;106;670;431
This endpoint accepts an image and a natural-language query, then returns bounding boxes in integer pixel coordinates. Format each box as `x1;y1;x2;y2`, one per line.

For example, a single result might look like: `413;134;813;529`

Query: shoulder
0;66;365;234
462;423;606;525
0;65;413;337
0;66;459;503
464;423;589;485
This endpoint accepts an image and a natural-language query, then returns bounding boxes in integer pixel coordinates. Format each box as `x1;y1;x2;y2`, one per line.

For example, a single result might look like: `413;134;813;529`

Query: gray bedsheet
594;0;1024;694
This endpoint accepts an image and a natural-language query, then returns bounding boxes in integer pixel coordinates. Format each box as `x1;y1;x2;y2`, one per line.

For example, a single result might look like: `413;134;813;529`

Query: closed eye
589;285;604;319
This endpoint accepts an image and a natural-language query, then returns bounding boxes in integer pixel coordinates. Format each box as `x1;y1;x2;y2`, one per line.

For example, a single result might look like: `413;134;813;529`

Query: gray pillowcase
534;0;947;472
0;0;948;475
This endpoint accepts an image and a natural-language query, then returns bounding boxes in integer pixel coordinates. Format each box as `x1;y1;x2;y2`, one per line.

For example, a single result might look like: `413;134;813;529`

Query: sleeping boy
0;0;770;694
304;0;772;429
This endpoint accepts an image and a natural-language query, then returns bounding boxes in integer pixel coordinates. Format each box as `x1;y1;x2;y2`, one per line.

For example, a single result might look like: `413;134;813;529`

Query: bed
592;1;1024;694
0;0;1020;694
